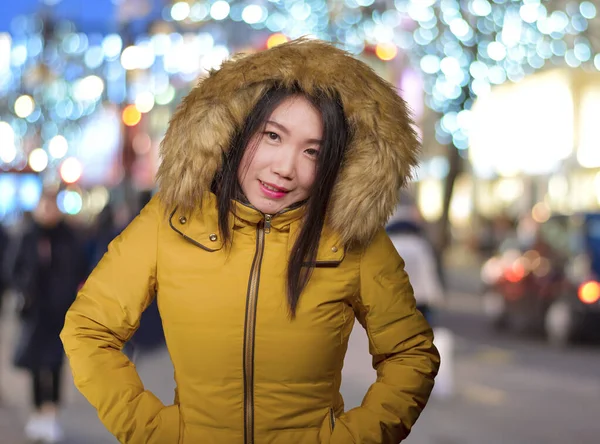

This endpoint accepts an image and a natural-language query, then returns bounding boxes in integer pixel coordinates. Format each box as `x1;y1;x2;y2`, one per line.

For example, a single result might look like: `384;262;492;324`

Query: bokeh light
14;95;35;118
242;5;266;24
19;175;42;211
135;92;155;113
0;121;15;146
0;143;17;164
121;45;142;70
211;1;231;21
155;85;176;105
57;189;83;215
73;75;104;101
102;34;123;59
60;157;83;183
88;186;110;214
171;2;191;21
122;104;142;126
133;132;152;155
579;281;600;304
29;148;48;172
267;33;289;49
375;42;398;61
48;135;68;159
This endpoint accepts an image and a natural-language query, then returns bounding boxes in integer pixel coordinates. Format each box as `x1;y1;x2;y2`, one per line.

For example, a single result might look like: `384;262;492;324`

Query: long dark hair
212;84;350;317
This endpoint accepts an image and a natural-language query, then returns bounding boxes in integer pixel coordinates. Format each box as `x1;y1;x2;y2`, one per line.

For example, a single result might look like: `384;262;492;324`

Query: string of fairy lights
172;0;599;148
405;0;600;148
0;18;110;180
0;0;598;183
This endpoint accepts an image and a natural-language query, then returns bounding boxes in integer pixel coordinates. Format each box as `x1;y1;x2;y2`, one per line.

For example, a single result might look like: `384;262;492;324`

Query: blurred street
1;265;599;444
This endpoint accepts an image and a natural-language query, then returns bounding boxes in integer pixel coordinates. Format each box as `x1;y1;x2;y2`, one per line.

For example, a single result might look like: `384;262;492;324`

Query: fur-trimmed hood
157;38;419;246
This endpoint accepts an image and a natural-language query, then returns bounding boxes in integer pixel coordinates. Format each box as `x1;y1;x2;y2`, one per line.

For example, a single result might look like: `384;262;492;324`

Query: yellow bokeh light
29;148;48;172
579;281;600;304
267;33;289;49
15;95;35;118
60;157;83;184
375;43;398;61
122;105;142;126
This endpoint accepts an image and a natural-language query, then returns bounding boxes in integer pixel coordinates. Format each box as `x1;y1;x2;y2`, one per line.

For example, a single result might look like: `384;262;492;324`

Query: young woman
61;39;440;444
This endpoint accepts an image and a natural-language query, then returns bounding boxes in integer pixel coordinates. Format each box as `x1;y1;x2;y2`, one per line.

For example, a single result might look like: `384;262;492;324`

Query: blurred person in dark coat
0;222;8;404
0;223;8;312
85;203;120;275
11;191;86;443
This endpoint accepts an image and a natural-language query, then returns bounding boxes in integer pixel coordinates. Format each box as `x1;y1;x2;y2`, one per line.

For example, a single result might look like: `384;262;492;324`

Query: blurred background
0;0;599;443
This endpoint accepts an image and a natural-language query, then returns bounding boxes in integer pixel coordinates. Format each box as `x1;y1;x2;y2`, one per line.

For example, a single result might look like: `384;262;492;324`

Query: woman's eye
305;148;320;158
265;132;279;141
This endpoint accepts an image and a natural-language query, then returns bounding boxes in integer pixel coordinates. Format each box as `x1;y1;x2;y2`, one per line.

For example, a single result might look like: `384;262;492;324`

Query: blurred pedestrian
0;222;8;404
85;203;119;275
0;222;8;314
61;39;439;444
11;191;86;443
387;205;445;324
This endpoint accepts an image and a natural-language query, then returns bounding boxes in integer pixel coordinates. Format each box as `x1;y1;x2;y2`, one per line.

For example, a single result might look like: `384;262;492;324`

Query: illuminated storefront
468;68;600;222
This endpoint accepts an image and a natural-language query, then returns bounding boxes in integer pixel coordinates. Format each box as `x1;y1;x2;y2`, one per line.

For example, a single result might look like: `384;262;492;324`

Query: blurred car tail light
578;281;600;304
505;260;526;283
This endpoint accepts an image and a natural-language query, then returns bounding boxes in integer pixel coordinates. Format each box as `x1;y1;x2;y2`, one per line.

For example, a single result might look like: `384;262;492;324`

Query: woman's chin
246;196;285;214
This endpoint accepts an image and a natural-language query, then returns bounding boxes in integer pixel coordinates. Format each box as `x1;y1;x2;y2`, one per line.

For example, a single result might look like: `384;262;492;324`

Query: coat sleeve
60;196;180;444
331;229;440;444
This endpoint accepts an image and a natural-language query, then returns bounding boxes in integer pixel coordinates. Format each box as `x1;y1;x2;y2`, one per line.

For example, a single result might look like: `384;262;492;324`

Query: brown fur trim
156;38;419;246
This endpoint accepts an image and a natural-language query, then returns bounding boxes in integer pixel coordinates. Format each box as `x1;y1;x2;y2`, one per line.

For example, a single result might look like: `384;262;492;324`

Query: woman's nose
270;147;295;179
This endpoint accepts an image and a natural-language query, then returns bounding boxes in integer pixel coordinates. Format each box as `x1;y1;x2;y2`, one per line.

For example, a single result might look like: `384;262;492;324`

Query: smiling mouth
260;180;289;193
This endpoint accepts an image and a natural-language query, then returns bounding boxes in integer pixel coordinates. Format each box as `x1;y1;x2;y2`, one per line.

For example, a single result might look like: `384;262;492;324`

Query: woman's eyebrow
266;120;290;135
266;120;323;145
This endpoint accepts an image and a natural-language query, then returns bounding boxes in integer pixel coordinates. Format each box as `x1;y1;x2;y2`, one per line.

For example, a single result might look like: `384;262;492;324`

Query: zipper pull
264;214;272;234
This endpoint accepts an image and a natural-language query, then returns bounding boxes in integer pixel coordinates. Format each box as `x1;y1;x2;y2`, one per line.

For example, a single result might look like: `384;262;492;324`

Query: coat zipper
243;216;269;444
329;407;336;432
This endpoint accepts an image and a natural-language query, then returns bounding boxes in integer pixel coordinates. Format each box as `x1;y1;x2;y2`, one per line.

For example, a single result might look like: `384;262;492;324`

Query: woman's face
238;95;323;215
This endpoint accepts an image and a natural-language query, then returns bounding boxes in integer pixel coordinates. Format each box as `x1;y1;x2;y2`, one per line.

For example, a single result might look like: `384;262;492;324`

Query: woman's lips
259;180;288;199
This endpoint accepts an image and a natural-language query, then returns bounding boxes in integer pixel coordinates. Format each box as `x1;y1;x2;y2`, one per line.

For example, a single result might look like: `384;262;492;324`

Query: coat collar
231;198;306;231
168;193;345;264
168;194;224;252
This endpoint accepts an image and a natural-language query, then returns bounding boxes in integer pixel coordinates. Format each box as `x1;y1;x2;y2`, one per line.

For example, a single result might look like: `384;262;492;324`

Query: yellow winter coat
61;39;440;444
